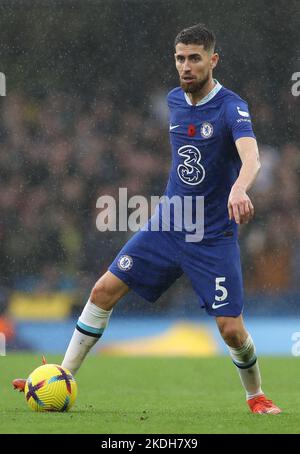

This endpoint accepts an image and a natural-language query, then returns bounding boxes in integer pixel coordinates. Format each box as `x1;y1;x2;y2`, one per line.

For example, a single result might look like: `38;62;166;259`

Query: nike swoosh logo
169;124;180;131
212;302;229;310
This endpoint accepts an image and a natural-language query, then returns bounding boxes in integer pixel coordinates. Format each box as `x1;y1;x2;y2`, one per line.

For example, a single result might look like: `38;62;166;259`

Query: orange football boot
12;356;47;392
247;394;282;414
12;378;26;392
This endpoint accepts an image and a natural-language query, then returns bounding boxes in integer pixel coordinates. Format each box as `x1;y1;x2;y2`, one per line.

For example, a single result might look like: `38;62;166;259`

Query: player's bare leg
13;272;128;391
60;271;129;375
216;314;281;414
13;271;129;391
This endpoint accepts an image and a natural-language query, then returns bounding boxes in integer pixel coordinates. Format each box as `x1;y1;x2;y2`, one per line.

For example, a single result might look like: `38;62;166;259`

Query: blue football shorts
108;226;244;317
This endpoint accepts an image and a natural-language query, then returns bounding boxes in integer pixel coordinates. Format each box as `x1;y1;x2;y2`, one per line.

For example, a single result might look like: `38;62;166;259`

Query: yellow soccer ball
24;364;77;412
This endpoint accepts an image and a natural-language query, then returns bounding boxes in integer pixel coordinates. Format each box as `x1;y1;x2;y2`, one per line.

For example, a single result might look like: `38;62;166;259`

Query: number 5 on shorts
215;277;228;302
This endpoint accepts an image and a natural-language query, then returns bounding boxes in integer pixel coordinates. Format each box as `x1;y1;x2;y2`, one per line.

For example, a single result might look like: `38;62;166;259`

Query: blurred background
0;0;300;356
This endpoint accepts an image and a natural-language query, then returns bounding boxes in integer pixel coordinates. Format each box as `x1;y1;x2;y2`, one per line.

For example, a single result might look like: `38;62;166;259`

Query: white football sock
61;300;112;375
227;334;263;400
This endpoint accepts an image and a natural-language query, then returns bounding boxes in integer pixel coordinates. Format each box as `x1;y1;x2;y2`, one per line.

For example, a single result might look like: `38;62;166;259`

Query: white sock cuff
86;300;113;318
229;334;254;353
228;335;256;366
78;300;113;330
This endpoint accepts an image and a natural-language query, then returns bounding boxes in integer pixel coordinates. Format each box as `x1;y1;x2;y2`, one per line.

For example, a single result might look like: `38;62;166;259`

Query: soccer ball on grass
25;364;77;412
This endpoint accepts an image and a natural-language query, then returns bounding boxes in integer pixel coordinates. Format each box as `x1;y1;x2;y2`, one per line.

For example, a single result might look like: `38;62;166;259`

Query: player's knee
90;281;118;311
218;323;244;347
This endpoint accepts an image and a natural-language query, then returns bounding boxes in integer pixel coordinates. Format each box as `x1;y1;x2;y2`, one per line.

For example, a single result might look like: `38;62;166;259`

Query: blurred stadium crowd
0;89;170;300
1;82;300;309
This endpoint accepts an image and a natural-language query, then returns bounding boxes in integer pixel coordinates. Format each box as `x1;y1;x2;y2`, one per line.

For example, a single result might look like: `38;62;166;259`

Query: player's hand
227;185;254;225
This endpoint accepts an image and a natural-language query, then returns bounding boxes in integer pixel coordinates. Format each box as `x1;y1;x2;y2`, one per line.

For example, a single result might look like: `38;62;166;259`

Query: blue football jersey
162;80;256;239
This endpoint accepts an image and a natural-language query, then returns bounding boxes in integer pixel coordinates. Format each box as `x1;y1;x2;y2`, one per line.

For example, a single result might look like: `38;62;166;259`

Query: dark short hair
174;24;216;52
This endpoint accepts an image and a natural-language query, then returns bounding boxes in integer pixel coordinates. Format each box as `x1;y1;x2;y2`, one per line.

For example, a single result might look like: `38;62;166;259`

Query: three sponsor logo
177;145;205;185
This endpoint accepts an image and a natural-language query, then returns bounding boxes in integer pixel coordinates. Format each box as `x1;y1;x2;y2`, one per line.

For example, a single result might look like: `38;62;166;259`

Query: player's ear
210;53;219;69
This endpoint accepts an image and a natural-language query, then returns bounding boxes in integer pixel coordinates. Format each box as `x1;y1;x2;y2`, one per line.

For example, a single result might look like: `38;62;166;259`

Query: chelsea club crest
200;122;213;138
117;255;133;271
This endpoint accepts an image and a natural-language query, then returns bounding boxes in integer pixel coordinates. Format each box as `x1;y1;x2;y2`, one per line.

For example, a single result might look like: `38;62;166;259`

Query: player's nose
183;64;191;72
182;59;191;72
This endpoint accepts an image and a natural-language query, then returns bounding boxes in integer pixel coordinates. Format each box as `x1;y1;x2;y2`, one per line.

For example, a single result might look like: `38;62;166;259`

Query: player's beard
180;73;210;94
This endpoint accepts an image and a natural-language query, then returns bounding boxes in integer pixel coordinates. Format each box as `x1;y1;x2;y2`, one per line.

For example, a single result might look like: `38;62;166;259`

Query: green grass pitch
1;354;300;434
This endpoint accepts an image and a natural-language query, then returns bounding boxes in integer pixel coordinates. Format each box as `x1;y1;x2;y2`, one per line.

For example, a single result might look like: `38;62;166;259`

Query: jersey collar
184;79;222;106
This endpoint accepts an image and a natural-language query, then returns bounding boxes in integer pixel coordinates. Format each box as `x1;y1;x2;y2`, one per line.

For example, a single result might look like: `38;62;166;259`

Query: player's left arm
228;137;261;225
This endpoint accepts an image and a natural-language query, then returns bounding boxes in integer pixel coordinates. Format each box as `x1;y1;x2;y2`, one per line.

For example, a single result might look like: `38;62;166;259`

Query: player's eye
176;56;185;63
190;56;201;62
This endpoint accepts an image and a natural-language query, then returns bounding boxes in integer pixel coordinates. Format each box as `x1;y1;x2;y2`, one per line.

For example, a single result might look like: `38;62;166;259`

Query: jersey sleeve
224;99;256;142
167;88;178;110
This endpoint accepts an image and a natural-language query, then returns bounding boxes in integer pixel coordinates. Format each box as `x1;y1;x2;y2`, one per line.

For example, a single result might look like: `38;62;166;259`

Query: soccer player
14;24;281;414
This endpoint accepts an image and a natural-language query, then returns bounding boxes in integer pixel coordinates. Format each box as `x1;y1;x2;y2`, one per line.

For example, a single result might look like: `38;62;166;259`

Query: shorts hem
205;310;243;317
108;268;159;303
